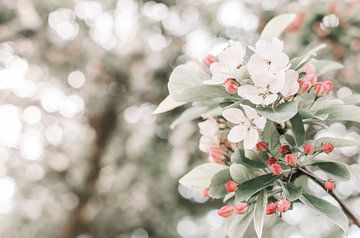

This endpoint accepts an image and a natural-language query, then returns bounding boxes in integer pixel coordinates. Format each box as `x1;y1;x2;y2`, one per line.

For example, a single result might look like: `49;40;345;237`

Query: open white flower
204;42;246;85
198;118;220;153
222;105;266;149
238;38;298;105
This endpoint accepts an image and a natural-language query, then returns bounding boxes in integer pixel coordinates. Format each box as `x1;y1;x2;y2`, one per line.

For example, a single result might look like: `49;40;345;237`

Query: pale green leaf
225;209;254;238
283;183;302;201
229;164;254;184
260;13;296;41
300;193;349;232
316;105;360;123
308;97;344;113
310;60;344;76
209;169;232;199
235;174;279;202
290;44;327;70
231;147;266;168
341;94;360;105
257;101;298;123
170;105;218;129
308;160;350;181
314;137;359;148
289;113;305;146
153;95;187;114
262;120;280;156
179;163;228;190
254;190;267;238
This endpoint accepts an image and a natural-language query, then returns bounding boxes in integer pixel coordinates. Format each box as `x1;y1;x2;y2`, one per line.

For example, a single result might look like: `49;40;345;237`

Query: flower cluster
157;14;359;238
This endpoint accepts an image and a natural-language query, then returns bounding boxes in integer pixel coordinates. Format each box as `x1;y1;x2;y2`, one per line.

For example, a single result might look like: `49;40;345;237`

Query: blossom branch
299;167;360;227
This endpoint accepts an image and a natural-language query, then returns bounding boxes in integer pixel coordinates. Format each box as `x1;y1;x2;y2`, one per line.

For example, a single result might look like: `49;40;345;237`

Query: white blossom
198;118;220;153
204;42;246;85
222;105;266;149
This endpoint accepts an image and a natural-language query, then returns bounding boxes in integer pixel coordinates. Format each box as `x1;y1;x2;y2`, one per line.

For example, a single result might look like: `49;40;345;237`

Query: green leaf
225;208;254;238
209;169;232;199
308;160;350;181
235;174;279;202
341;94;360;105
308;97;344;113
179;163;228;190
231;147;266;168
283;183;302;201
168;64;235;102
262;120;280;156
300;193;349;232
311;60;344;76
260;13;296;41
316;105;360;123
170;105;219;129
253;190;267;238
229;164;254;184
257;101;298;123
314;137;359;148
290;44;327;70
289;113;305;146
153;95;187;114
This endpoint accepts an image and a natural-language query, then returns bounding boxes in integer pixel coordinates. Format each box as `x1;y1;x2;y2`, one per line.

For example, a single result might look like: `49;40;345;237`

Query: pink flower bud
303;144;314;155
278;145;289;154
304;64;316;75
233;203;248;214
277;199;291;213
209;147;226;164
217;205;234;217
322;143;334;154
225;180;238;192
285;153;298;167
314;81;333;97
256;141;268;152
324;181;336;192
267;157;277;165
266;202;277;215
298;80;312;94
224;79;238;94
202;188;210;198
203;54;217;67
303;64;318;85
271;163;283;175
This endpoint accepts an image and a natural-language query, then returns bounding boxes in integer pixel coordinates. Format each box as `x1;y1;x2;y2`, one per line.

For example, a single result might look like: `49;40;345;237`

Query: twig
299;167;360;227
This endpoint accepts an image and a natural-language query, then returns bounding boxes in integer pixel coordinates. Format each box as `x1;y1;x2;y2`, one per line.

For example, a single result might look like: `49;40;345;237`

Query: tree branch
299;167;360;227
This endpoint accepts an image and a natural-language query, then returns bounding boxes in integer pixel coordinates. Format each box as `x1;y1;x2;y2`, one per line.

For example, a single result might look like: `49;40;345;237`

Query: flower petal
242;105;259;120
263;94;278;105
228;125;248;143
268;71;285;93
222;108;245;124
237;85;264;105
253;116;266;130
206;62;232;85
218;42;246;69
244;128;258;149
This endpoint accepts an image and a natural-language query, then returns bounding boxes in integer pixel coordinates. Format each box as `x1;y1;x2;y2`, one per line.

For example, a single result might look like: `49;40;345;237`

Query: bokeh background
1;0;360;237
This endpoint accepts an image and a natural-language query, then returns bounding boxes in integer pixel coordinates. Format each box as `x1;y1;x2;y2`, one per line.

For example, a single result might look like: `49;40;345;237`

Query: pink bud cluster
298;64;333;96
217;203;248;217
266;199;291;215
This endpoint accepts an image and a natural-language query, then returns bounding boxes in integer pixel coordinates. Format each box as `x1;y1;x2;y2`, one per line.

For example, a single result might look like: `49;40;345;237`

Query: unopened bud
266;202;277;215
324;181;336;192
256;141;268;152
267;157;277;165
277;199;291;213
285;153;298;167
217;205;234;217
225;180;238;192
298;80;312;94
233;203;248;214
209;147;226;164
271;163;283;175
224;79;238;94
321;143;334;154
303;144;314;155
278;145;289;154
202;188;210;198
203;54;217;67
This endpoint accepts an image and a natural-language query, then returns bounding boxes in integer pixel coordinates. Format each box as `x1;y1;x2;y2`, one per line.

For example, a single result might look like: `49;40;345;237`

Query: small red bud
285;153;298;167
266;202;277;215
256;141;268;152
267;157;277;165
224;79;238;94
203;54;217;67
233;203;248;214
298;80;312;94
271;163;283;175
278;145;289;154
314;81;332;97
324;181;336;192
322;143;334;154
303;144;314;155
324;80;333;92
277;199;291;213
225;180;238;192
217;205;234;217
202;188;210;198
